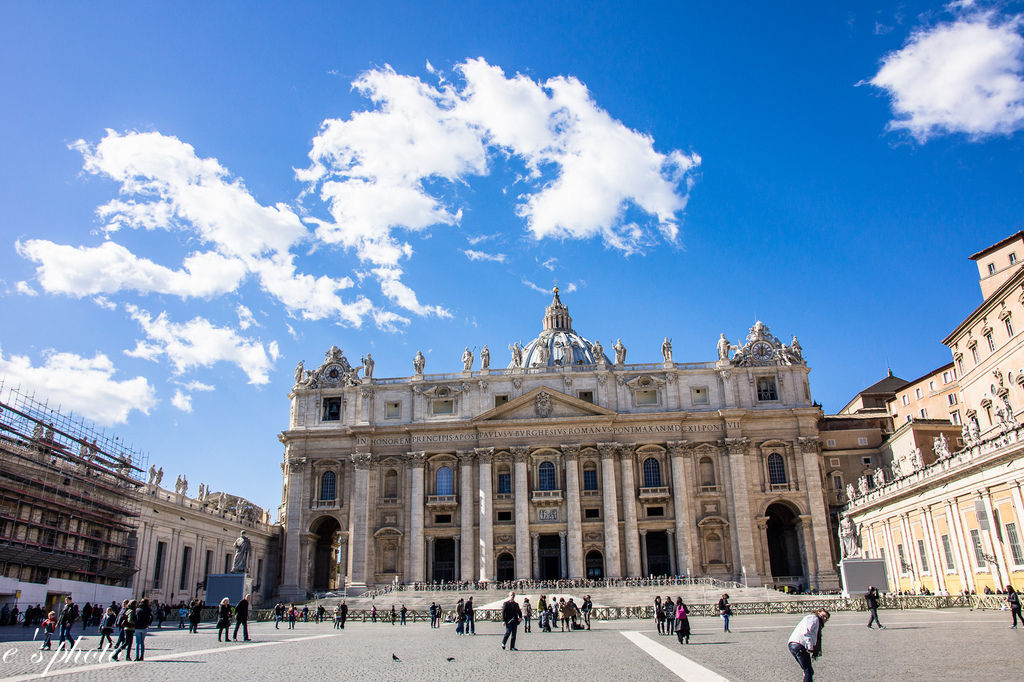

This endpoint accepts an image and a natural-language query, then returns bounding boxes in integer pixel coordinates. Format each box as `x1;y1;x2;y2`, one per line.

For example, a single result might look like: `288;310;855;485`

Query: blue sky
2;1;1024;513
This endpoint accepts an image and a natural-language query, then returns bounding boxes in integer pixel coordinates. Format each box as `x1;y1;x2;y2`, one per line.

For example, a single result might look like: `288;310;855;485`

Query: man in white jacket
788;609;829;682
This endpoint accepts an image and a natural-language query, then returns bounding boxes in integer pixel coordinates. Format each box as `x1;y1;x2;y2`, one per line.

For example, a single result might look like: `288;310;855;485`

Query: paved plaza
0;608;1019;680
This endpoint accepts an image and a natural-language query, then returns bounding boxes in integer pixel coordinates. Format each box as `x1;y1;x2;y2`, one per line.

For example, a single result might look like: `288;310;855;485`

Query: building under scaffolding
0;383;147;610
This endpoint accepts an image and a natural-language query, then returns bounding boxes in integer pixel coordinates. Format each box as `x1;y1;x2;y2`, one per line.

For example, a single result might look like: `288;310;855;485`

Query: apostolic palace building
277;289;839;600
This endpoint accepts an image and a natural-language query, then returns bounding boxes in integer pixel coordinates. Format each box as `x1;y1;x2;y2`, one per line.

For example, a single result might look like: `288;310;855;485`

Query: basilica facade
277;290;839;600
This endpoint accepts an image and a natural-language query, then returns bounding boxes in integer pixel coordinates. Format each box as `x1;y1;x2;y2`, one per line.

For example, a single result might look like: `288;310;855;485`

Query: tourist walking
370;604;377;623
39;611;56;650
111;600;137;661
97;607;116;649
390;605;397;625
400;605;407;625
582;595;593;630
340;601;348;629
429;602;438;628
718;593;732;632
500;592;522;651
81;603;93;632
1008;585;1022;628
55;596;79;650
865;586;884;629
333;604;343;629
523;598;532;633
216;597;232;642
455;598;465;635
134;598;152;661
788;610;829;682
664;596;674;636
674;599;690;645
654;596;664;634
288;604;296;629
465;596;475;634
188;599;202;633
274;602;284;629
178;603;187;629
111;600;130;653
233;594;251;641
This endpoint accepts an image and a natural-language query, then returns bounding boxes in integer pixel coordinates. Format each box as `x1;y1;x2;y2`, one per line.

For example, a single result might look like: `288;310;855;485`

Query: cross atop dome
543;286;572;331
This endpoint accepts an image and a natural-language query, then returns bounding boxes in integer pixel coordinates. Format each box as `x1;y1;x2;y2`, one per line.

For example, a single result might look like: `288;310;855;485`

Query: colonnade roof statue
508;287;612;369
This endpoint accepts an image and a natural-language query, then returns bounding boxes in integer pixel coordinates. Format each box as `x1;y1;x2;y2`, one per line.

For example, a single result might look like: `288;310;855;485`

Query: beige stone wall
888;363;960;425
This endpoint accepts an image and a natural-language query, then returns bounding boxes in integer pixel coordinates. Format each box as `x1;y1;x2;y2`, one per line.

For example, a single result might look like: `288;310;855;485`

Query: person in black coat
865;586;884;629
233;594;251;641
216;598;232;642
1008;585;1022;628
500;592;523;652
188;599;202;634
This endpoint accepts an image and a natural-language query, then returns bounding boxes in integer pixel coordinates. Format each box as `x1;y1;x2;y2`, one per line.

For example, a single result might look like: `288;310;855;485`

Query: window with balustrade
582;464;598;491
538;461;556;491
767;453;787;485
642;457;662;487
436;466;454;496
320;471;336;501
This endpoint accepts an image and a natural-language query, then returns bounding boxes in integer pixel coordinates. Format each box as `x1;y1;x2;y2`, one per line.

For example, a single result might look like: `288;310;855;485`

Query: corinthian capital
560;444;581;460
456;449;476;465
475;447;495;463
666;440;690;458
510;445;530;463
724;437;749;456
597;442;618;460
287;457;308;473
798;436;820;454
351;452;373;470
617;443;637;460
407;451;427;468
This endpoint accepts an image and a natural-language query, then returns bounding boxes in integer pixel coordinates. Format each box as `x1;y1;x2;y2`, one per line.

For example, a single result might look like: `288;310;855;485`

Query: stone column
921;507;946;592
476;447;495;581
408;451;426;582
457;450;476;581
798;437;838;589
947;500;976;592
347;452;372;588
724;438;760;585
511;446;532;580
559;530;567;578
531;533;540;579
598;443;622;578
561;444;584;579
618;444;642;577
798;515;818;586
454;535;461;581
667;441;694;576
426;536;435;582
279;457;308;600
639;529;649;577
980;489;1011;587
756;516;771;580
666;529;677;575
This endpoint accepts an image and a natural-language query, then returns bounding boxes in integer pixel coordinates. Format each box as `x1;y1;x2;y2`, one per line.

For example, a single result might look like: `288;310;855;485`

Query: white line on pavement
621;631;730;682
4;632;340;681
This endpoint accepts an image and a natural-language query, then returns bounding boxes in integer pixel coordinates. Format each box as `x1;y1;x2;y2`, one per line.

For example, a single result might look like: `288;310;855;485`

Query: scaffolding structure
0;381;147;594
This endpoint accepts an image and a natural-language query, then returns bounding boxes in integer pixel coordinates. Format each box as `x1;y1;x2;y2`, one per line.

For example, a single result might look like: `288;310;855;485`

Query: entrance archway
538;534;562;579
310;516;342;591
496;552;515;581
644;531;671;576
765;503;805;584
585;550;604;579
433;538;456;582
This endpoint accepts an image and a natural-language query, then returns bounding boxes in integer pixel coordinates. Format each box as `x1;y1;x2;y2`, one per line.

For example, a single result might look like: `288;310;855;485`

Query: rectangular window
1007;523;1024;565
826;439;836;448
829;457;840;466
635;389;658;405
917;538;929;572
986;333;996;352
582;469;598;491
431;399;455;415
255;558;263;590
1011;253;1018;265
577;390;594;404
970;529;986;568
496;510;512;523
902;395;909;406
584;507;600;520
971;346;979;364
832;475;842;490
988;262;997;275
179;546;192;591
929;381;935;391
1007;318;1015;337
322;397;341;421
956;357;963;374
915;388;923;399
493;394;509;408
951;410;961;425
691;386;709;405
435;514;452;524
920;408;928;418
858;438;869;447
948;393;958;406
153;541;166;588
497;472;511;495
897;543;907;573
646;506;664;517
943;370;951;383
225;553;232;573
941;534;956;571
757;377;778;401
385;401;401;418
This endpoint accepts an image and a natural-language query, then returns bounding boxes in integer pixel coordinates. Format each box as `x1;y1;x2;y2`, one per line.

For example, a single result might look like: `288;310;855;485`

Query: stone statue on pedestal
231;530;251;574
592;340;604;364
933;433;950;459
717;334;730;361
839;516;860;559
661;337;673;362
413;351;426;375
846;483;856;501
462;347;473;371
294;361;305;386
148;465;158;485
509;342;524;368
361;354;374;379
480;345;490;370
613;339;626;366
155;467;163;486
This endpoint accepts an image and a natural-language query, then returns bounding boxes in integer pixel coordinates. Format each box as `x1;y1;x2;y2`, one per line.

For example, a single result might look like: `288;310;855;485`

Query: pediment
474;387;616;422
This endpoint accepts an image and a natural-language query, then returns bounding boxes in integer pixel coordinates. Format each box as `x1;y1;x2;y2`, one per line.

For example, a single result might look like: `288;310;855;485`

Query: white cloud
522;279;552;295
463;249;507;263
372;266;451;318
565;282;577;293
124;305;277;385
868;10;1024;140
236;304;257;330
466;233;499;245
0;347;156;425
171;389;192;413
285;323;299;339
15;281;37;296
301;58;699;258
92;296;117;310
540;257;557;271
178;379;214;392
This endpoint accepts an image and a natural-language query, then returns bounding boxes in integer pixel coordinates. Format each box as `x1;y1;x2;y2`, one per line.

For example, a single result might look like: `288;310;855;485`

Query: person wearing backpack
111;600;137;661
55;596;79;650
39;611;57;650
97;606;116;650
134;598;152;661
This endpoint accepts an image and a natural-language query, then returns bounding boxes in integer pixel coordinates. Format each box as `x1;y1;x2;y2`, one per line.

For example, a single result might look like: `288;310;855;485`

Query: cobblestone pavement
0;607;1019;680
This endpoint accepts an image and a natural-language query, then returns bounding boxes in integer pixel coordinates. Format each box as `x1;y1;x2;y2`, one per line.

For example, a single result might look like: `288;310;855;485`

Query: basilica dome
509;288;611;368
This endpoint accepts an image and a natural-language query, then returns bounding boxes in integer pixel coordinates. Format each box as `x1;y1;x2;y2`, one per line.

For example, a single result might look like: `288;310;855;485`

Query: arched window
582;462;599;491
642;457;662;487
436;466;454;495
320;471;336;501
384;469;398;498
767;453;787;485
538;461;556;491
699;457;716;487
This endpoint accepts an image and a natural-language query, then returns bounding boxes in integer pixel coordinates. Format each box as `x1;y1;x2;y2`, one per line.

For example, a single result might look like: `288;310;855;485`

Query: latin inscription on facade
538;509;558;522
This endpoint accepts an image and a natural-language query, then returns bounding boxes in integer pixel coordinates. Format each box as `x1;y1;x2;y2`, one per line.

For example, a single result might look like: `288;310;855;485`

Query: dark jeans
467;614;475;634
502;622;518;650
134;629;147;659
867;608;882;627
789;642;814;682
1012;608;1022;627
57;623;74;648
234;619;249;640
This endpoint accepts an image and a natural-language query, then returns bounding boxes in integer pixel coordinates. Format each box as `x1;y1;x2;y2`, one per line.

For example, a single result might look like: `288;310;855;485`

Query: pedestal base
839;558;888;597
205;573;253;606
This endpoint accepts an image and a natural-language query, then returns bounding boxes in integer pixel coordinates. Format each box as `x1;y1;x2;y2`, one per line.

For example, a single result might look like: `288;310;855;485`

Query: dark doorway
539;534;562;579
766;503;805;580
433;537;456;582
585;550;604;579
645;531;671;576
496;552;515;581
311;516;342;591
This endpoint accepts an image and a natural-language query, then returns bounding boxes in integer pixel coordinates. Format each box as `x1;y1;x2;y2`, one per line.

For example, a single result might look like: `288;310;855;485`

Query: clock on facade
751;341;774;363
